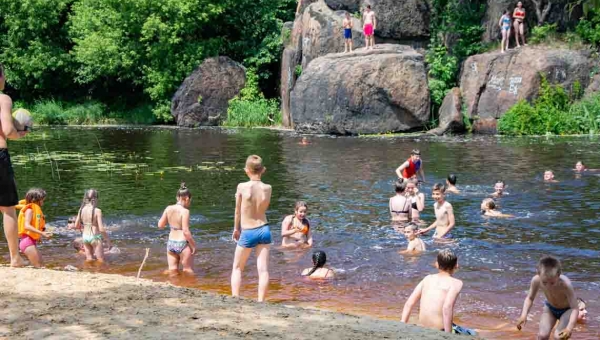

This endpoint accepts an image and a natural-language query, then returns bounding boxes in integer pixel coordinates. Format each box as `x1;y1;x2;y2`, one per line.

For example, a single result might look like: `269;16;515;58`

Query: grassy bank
15;100;156;126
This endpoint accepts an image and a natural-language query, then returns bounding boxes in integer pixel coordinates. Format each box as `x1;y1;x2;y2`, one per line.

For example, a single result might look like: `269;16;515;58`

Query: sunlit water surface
1;127;599;339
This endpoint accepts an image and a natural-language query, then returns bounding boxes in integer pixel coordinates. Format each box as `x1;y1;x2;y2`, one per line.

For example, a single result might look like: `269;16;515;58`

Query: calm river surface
2;127;599;339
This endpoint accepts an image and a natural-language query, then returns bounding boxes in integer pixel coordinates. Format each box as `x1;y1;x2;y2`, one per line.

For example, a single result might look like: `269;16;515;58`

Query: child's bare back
418;273;463;330
237;181;271;229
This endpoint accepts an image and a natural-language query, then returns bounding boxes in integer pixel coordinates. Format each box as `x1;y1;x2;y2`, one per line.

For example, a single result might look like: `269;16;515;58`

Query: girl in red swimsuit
513;2;527;47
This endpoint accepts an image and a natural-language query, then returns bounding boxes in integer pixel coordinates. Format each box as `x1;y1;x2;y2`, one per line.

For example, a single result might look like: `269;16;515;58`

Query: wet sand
0;267;467;340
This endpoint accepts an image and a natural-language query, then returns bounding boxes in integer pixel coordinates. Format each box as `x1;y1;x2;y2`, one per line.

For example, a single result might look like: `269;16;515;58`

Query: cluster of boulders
170;0;599;135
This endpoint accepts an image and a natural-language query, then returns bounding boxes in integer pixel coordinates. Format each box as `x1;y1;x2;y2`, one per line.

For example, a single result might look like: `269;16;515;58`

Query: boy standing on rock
342;12;353;53
231;155;273;302
362;5;376;50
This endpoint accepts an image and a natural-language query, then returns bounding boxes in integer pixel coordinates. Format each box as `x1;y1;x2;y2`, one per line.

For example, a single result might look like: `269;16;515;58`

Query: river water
2;127;599;339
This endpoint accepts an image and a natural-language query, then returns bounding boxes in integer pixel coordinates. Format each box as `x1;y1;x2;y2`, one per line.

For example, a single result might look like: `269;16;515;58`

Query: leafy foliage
577;9;600;46
530;24;559;44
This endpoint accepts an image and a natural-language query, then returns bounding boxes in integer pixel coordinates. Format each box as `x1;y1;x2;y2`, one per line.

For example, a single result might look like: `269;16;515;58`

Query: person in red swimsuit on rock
513;1;527;48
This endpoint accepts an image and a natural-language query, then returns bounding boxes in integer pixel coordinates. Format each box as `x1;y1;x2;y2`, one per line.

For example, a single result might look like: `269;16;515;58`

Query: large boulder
364;0;430;41
290;44;430;135
460;46;592;124
585;73;600;96
301;1;365;68
325;0;360;12
171;57;246;126
281;17;305;128
428;87;465;136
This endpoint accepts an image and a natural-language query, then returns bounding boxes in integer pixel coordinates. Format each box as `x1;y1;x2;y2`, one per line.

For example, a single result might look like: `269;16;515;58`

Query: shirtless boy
400;223;426;254
418;184;455;241
231;155;273;302
401;249;475;335
362;5;376;49
544;170;558;182
445;174;459;194
342;12;353;53
491;180;506;197
517;256;579;340
0;63;28;267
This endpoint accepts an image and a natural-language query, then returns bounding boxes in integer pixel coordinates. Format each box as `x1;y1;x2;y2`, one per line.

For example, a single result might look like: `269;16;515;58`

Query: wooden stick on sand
137;248;150;279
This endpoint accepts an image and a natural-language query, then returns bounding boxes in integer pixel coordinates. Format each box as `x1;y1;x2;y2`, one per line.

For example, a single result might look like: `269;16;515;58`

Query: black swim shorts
0;148;19;206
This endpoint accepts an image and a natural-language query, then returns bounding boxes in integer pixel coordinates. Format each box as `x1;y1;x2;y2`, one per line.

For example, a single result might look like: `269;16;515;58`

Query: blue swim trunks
238;224;272;248
344;28;352;39
545;301;570;319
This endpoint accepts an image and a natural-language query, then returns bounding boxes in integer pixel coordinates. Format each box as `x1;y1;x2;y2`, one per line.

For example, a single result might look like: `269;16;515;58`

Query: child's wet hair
447;174;457;185
25;188;47;204
245;155;264;174
394;179;407;193
437;249;458;271
307;250;327;276
537;255;562;276
295;201;307;211
578;297;585;304
482;198;496;210
411;149;421;156
432;183;446;193
177;182;192;199
77;189;99;225
496;180;505;186
72;238;84;251
404;223;418;232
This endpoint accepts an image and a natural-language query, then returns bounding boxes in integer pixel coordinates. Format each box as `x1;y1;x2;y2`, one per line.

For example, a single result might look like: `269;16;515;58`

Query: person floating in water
490;180;506;197
302;250;334;279
17;188;52;268
418;184;455;241
544;170;558;182
362;5;376;50
574;161;599;172
405;180;425;225
389;179;412;229
445;174;459;194
400;223;426;254
481;198;514;218
401;249;476;335
396;149;425;183
342;12;353;53
158;183;196;274
499;10;512;53
281;201;313;249
517;255;579;340
74;189;112;263
299;137;310;145
577;298;588;323
231;155;273;302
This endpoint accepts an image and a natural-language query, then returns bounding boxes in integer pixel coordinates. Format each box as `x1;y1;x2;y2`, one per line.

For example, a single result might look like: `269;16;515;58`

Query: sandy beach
0;267;468;340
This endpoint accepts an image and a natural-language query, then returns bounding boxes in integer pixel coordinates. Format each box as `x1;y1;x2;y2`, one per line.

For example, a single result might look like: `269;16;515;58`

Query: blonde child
302;250;334;279
418;184;455;241
406;180;425;224
17;188;51;267
74;189;112;262
281;201;313;248
400;224;426;254
481;198;514;218
158;183;196;273
517;255;579;340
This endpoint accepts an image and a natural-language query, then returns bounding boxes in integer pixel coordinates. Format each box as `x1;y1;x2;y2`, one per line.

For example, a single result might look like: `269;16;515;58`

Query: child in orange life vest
281;201;313;248
17;188;52;267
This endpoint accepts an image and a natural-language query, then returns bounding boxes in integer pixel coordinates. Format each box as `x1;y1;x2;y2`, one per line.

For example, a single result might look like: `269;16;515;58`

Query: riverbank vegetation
0;0;294;125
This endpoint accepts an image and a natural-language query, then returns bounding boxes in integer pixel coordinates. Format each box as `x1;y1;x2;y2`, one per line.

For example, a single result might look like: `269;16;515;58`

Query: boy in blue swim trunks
342;12;353;53
231;155;273;302
517;255;579;340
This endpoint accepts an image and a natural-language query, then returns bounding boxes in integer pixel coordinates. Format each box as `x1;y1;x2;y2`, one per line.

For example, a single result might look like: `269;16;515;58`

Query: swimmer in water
389;179;412;229
418;184;455;241
577;298;588;323
281;201;313;248
401;249;476;335
405;180;425;225
301;250;334;279
544;170;558;182
400;223;426;254
490;180;506;197
445;174;459;194
67;216;81;230
396;149;425;183
516;255;579;340
299;137;310;145
481;198;514;218
574;161;599;172
158;183;196;274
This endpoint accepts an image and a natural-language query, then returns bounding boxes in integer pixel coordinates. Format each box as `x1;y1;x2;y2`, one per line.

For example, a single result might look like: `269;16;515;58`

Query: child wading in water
389;179;412;228
491;180;506;197
281;201;313;248
17;189;51;267
74;189;112;262
401;249;476;335
406;179;425;224
158;183;197;273
302;250;334;279
445;174;459;194
231;155;273;302
418;184;455;241
517;255;579;340
481;198;513;218
400;223;426;254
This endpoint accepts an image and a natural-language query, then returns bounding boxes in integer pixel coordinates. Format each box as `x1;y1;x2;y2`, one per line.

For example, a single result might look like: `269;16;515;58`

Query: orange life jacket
17;200;46;241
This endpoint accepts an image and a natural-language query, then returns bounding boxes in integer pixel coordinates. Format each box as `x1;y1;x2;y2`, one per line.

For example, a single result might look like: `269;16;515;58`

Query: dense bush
0;0;295;122
224;69;281;127
27;100;155;125
577;9;600;46
499;78;600;135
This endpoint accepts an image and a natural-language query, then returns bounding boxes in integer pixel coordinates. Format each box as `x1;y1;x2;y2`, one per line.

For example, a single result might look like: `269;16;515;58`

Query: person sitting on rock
513;1;527;48
342;12;353;53
362;5;376;50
